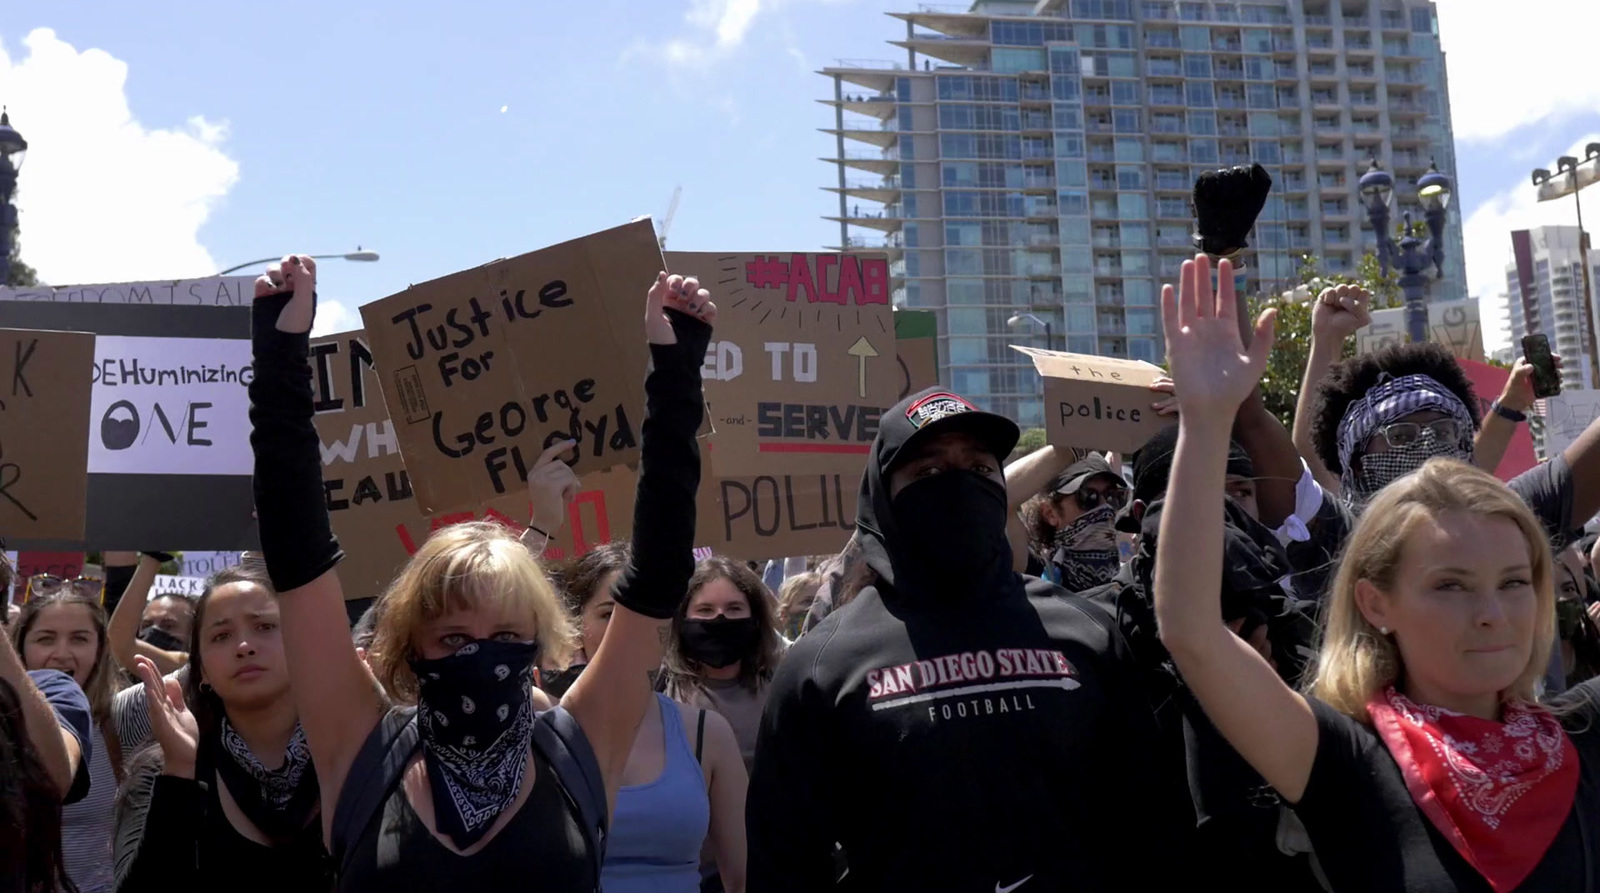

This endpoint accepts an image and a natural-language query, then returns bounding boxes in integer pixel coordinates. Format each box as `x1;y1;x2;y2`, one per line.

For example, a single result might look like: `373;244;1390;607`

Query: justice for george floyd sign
666;251;895;478
1016;346;1167;454
361;220;660;515
0;328;96;547
0;302;258;550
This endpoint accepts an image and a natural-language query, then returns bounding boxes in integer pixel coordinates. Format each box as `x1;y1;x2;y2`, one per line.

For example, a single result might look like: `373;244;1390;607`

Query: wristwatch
1490;401;1527;423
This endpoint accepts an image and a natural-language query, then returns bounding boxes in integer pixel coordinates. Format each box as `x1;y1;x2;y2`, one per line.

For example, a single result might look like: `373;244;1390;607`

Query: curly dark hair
1310;342;1481;476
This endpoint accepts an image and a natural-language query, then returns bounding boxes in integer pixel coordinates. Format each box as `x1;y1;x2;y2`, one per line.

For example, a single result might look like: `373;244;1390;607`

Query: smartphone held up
1521;333;1562;399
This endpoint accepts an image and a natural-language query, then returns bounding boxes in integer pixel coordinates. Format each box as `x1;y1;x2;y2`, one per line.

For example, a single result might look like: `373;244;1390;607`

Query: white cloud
0;28;238;284
1462;133;1600;351
643;0;858;68
1437;0;1600;142
310;299;358;338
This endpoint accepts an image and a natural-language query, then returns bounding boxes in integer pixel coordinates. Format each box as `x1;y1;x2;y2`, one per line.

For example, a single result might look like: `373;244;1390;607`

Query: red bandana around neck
1366;686;1579;893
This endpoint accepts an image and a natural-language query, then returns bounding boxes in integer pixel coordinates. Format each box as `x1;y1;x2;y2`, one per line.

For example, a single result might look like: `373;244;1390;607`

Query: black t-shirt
746;577;1193;892
1287;455;1577;602
338;746;592;892
1293;681;1600;892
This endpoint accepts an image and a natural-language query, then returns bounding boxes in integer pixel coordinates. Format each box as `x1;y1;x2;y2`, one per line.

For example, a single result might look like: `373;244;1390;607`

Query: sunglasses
26;575;106;603
1069;485;1127;512
1372;418;1466;450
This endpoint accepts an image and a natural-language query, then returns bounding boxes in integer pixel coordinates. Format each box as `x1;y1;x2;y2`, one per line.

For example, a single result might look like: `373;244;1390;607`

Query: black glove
1192;163;1273;258
611;309;711;620
249;291;344;594
141;551;175;564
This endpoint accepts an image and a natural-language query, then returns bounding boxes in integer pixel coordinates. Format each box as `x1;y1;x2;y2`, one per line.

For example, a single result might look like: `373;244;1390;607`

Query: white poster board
88;336;254;476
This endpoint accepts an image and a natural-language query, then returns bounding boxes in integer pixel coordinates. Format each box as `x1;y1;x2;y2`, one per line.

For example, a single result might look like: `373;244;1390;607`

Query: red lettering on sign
837;255;865;305
785;254;815;304
814;255;842;305
860;258;890;305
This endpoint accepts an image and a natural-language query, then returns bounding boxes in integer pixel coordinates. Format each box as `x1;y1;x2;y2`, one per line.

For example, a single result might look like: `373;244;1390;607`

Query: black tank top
338;747;593;891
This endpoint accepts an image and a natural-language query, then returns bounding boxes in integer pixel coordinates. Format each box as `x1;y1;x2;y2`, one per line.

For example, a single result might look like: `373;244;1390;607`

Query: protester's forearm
0;635;74;796
106;555;161;673
1294;337;1341;491
1232;394;1300;528
1003;445;1071;511
1155;419;1233;646
1473;414;1515;476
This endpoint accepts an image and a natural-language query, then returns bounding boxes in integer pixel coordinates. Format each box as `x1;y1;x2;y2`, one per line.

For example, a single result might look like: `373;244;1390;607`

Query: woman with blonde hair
244;255;715;892
1155;254;1599;892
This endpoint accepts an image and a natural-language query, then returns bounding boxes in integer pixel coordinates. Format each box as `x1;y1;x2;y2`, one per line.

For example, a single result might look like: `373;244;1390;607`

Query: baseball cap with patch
879;387;1020;474
1050;455;1126;497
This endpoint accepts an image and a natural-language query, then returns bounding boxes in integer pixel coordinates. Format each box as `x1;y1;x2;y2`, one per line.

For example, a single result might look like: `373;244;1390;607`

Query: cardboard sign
1541;390;1600;465
1459;360;1537;482
0;276;257;307
1;329;96;546
359;220;660;515
665;252;895;477
0;302;258;550
895;309;940;399
1015;347;1167;453
531;466;856;564
1358;300;1483;363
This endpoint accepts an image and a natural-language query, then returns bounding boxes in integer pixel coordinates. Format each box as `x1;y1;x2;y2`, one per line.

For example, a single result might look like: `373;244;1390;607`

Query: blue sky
2;0;1598;350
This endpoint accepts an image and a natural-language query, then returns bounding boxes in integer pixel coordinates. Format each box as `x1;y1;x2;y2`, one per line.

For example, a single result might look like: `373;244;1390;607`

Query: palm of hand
1162;255;1275;416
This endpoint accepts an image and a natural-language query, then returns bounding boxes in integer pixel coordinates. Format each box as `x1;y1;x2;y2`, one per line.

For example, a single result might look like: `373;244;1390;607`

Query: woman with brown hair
112;564;328;892
662;558;786;772
13;585;125;893
1155;253;1600;892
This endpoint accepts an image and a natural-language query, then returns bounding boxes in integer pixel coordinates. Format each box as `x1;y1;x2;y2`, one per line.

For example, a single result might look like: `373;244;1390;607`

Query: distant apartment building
822;0;1465;426
1505;225;1598;392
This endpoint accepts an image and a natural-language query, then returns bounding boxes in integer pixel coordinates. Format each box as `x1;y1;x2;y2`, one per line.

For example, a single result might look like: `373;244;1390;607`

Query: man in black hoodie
746;387;1189;892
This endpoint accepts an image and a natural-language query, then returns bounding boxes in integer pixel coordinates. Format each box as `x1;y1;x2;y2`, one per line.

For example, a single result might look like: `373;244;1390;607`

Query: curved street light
216;249;380;276
1360;157;1452;344
1531;143;1600;389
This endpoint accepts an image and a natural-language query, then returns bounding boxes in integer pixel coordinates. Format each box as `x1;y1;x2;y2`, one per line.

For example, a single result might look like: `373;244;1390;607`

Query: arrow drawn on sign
847;336;879;399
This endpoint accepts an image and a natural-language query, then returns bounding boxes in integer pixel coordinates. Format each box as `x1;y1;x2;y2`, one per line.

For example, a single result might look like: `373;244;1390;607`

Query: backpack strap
331;707;420;876
694;709;707;765
531;706;609;888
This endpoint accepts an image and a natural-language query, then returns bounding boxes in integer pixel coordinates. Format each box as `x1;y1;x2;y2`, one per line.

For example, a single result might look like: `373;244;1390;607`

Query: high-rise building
1505;225;1598;391
821;0;1465;426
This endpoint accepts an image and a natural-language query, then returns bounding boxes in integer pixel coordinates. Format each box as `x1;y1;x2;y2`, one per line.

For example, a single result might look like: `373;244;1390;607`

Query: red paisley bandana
1367;686;1579;892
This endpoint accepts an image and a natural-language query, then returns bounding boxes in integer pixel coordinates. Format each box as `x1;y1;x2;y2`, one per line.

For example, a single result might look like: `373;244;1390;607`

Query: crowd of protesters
5;168;1600;892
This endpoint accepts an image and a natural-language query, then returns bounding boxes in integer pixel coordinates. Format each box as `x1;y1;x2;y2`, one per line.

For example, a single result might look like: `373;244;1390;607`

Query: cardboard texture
360;220;661;515
1459;360;1537;482
665;251;895;478
895;309;940;399
1;328;96;545
531;466;856;564
1015;346;1167;453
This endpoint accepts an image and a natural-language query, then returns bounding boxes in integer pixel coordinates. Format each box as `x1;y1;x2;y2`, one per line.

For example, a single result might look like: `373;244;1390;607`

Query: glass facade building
822;0;1465;426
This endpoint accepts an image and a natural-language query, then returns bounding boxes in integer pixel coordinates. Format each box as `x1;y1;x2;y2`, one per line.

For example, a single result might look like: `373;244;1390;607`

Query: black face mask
680;616;760;669
888;470;1014;600
138;626;187;652
538;662;585;699
408;639;540;850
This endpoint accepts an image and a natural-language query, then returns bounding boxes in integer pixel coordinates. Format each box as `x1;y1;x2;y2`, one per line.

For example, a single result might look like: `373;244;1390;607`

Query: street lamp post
1359;158;1453;345
0;108;29;287
216;250;380;276
1532;143;1600;390
1007;312;1056;352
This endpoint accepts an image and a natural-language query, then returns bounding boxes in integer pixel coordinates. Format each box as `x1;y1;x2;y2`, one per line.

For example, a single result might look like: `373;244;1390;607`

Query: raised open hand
1161;254;1276;420
252;255;318;334
1310;283;1372;342
135;654;199;777
646;272;717;346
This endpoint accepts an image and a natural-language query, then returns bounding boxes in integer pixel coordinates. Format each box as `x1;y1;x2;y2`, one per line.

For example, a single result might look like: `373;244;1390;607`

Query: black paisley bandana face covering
1051;503;1122;591
213;717;320;843
409;638;540;849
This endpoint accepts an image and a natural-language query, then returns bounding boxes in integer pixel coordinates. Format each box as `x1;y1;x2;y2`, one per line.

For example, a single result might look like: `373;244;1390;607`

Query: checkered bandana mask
1337;373;1474;500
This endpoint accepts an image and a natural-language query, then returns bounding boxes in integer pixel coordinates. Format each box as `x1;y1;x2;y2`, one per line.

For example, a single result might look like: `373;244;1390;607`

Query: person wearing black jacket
242;256;714;891
746;387;1189;892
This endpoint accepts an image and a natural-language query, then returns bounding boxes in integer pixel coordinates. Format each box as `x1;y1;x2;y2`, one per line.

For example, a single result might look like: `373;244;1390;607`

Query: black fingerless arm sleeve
610;310;711;620
248;294;344;593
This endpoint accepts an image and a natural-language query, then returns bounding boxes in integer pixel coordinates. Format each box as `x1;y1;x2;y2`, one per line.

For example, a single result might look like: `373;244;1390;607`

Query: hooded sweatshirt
745;389;1191;892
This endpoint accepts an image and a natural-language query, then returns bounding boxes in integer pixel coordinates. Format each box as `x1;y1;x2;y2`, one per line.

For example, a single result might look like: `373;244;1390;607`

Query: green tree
1011;427;1047;461
5;185;38;287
